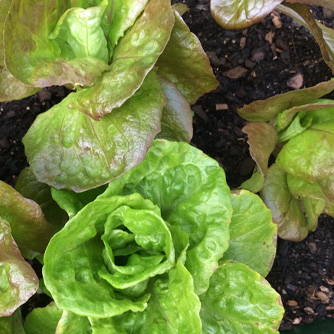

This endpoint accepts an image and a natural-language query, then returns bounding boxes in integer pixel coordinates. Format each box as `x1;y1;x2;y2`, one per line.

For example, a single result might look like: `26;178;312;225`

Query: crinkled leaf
200;261;284;334
238;80;334;121
210;0;283;29
242;122;277;178
101;140;232;295
15;168;67;232
0;181;53;252
276;123;334;182
0;219;38;316
56;311;91;334
90;257;201;334
224;190;277;277
49;2;109;63
260;164;308;241
24;303;62;334
107;0;149;57
69;0;174;119
4;0;109;87
43;193;174;317
156;75;193;142
0;310;26;334
23;72;165;192
157;9;218;105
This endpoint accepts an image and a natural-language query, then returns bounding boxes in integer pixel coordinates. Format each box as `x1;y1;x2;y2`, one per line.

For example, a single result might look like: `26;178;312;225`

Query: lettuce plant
210;0;334;74
1;140;284;333
0;0;218;192
239;80;334;241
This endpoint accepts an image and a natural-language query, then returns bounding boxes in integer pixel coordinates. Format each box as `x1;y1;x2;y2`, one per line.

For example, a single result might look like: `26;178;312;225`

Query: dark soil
1;1;334;331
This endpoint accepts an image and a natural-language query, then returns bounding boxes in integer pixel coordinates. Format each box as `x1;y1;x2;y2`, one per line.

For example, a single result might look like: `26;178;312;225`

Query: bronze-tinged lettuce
239;81;334;241
37;140;283;333
1;0;219;192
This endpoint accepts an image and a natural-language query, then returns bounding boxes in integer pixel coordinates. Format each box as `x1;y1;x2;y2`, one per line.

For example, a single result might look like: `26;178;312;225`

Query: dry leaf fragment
265;31;275;45
223;66;248;79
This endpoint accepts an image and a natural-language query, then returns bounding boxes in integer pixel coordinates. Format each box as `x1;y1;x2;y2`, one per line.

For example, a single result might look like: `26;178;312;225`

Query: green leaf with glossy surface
23;72;165;192
4;0;109;87
200;261;284;333
239;166;265;193
0;219;38;316
43;193;174;317
24;303;62;334
224;190;277;277
70;0;174;119
260;164;308;241
156;75;193;142
210;0;283;29
238;80;334;121
0;181;53;252
56;311;91;334
51;186;107;218
90;257;201;334
107;0;149;57
276;123;334;182
101;140;232;295
50;1;109;63
157;9;218;105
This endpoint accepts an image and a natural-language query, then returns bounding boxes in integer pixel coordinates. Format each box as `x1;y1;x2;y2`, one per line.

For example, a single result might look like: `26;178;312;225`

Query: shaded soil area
1;0;334;331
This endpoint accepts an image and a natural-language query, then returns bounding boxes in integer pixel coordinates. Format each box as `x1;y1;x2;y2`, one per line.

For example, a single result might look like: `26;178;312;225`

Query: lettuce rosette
1;0;218;192
28;140;284;333
239;80;334;241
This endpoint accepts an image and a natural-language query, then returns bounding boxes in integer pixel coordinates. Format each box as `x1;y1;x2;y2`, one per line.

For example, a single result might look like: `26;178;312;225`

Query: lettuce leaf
23;72;165;192
0;219;38;316
200;261;284;333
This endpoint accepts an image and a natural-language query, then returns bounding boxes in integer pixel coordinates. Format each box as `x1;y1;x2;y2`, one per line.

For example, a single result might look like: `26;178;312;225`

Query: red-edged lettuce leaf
0;0;38;100
0;219;39;316
4;0;109;88
156;75;193;142
0;181;53;253
238;80;334;122
23;72;166;192
210;0;283;29
69;0;174;119
156;7;218;105
260;164;309;241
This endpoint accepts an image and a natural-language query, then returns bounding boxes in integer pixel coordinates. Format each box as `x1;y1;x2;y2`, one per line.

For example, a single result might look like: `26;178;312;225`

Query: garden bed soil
1;0;334;331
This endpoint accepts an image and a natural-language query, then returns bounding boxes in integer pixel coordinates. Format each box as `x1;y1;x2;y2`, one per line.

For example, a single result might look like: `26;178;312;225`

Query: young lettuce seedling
239;80;334;241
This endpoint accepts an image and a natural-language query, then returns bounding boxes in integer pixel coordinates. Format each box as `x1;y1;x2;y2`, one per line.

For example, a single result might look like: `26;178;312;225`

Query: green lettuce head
39;140;283;333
